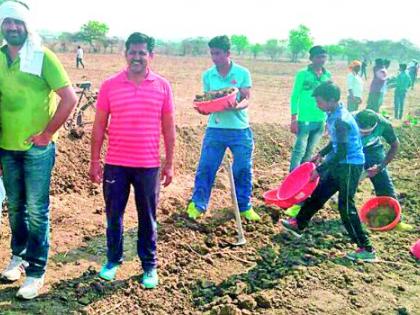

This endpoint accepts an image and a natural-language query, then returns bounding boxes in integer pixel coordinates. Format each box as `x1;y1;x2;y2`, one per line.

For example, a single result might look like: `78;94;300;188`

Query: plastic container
276;162;319;204
263;189;295;209
359;196;401;231
193;88;238;114
410;239;420;260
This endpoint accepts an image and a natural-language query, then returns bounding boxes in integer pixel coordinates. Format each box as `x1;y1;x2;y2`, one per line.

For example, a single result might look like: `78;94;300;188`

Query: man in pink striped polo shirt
89;32;175;288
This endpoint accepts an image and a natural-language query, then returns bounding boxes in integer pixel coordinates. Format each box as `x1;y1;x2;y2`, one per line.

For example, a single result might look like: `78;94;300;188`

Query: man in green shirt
286;46;331;217
0;1;76;300
355;109;412;231
289;45;331;171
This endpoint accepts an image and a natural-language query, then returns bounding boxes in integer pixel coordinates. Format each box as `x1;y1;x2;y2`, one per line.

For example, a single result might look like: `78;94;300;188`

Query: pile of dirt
1;123;418;315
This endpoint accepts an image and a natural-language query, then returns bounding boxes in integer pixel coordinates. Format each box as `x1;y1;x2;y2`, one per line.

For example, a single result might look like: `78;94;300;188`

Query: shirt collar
210;61;235;78
119;68;157;83
307;64;327;76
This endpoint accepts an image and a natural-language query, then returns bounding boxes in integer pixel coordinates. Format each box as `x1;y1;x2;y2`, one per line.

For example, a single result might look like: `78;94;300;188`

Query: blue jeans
103;165;160;272
394;91;407;120
364;148;397;199
192;128;254;212
0;143;56;278
290;121;324;171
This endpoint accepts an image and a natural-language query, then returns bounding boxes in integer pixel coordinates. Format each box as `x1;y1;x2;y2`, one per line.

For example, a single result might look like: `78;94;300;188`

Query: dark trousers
103;165;160;272
296;164;372;251
76;57;84;69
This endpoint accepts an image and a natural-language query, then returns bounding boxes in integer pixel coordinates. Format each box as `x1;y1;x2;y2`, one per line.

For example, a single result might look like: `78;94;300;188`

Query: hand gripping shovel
226;160;246;246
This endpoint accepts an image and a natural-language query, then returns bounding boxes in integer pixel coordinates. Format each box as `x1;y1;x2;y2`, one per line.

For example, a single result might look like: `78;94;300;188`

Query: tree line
5;16;419;63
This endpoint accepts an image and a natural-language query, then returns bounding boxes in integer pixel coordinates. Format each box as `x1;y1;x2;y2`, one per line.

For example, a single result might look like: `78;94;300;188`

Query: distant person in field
391;64;411;120
282;82;377;263
360;58;368;80
355;109;412;231
76;45;84;69
90;32;175;288
408;60;418;90
0;1;77;299
285;45;331;217
366;58;387;113
186;35;260;222
346;60;364;112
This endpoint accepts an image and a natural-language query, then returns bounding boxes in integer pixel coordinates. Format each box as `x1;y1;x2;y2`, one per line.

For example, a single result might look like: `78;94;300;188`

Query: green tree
264;39;286;61
231;35;249;55
288;25;313;62
79;20;109;52
250;43;263;59
325;44;344;61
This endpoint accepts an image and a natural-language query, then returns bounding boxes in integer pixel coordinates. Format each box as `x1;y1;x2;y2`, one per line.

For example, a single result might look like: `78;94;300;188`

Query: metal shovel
226;160;246;246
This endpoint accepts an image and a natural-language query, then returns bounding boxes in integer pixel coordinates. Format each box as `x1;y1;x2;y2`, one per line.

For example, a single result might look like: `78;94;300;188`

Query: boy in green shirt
286;45;331;217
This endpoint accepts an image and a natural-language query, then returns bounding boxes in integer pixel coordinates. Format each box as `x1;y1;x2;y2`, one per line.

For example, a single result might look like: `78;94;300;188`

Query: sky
26;0;420;47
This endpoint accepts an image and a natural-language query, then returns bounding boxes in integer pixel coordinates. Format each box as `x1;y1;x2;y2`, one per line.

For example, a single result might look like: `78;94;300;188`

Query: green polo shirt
0;46;70;151
290;65;331;122
203;62;252;129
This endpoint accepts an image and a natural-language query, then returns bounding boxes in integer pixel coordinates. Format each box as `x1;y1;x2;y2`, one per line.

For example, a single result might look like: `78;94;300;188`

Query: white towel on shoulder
0;1;44;76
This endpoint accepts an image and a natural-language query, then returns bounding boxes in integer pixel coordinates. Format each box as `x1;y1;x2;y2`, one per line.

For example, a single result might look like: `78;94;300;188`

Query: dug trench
0;124;419;315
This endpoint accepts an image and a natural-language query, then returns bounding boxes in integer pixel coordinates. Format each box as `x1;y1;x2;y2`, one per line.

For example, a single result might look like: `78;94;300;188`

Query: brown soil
0;54;419;315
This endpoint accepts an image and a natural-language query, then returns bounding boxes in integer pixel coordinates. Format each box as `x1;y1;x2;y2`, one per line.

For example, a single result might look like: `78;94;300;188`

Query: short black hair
355;109;379;129
399;63;407;71
309;45;327;58
125;32;155;53
208;35;231;52
383;59;391;68
375;58;384;66
312;81;340;102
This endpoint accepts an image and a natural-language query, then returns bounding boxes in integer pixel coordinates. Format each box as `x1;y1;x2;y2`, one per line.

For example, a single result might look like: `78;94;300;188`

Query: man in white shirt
347;60;364;112
76;45;84;69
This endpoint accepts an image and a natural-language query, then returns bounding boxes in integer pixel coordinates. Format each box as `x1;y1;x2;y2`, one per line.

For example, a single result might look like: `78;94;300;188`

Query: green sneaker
395;222;414;232
346;248;377;262
187;201;203;220
142;269;158;289
99;262;119;281
240;208;261;221
284;204;301;218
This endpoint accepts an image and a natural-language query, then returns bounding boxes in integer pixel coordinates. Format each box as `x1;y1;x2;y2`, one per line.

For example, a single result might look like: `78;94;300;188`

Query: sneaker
240;208;261;221
346;248;377;262
395;222;414;232
281;218;303;238
142;269;158;289
98;262;119;281
187;201;203;220
16;276;44;300
284;204;301;218
1;255;28;281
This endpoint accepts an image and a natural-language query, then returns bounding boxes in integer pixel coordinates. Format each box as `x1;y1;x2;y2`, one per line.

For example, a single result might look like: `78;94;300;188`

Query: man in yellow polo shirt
0;1;76;300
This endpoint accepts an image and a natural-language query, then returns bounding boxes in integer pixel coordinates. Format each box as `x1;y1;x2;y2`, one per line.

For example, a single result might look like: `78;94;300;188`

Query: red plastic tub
410;239;420;260
359;196;401;231
276;162;319;204
193;88;238;114
263;189;295;209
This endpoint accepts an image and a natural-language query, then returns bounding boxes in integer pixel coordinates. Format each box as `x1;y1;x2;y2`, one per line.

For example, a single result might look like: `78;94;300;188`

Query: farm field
0;53;419;315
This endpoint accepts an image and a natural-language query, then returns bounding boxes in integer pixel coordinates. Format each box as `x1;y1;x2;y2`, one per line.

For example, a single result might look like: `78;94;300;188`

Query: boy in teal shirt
187;36;260;222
